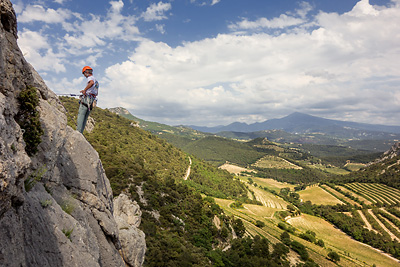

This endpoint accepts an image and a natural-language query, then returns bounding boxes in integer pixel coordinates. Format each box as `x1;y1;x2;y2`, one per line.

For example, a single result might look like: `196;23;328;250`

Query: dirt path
183;156;192;180
368;209;400;242
358;210;374;231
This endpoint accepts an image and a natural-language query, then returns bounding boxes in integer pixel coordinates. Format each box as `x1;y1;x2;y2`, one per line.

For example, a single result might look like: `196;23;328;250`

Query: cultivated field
320;184;361;207
336;185;374;205
250;184;288;209
219;163;256;175
345;162;366;171
248;177;297;193
253;155;303;169
288;214;399;266
345;183;400;205
215;164;400;265
298;186;343;205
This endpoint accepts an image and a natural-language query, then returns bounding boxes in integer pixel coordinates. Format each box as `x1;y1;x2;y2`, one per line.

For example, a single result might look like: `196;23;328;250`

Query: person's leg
81;108;91;132
76;103;88;133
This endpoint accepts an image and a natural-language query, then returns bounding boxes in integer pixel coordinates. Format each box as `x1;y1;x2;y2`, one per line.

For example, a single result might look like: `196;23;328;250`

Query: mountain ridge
188;112;400;134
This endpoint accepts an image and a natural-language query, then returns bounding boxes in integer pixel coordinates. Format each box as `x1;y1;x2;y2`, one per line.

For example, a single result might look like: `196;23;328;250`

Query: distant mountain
188;112;400;138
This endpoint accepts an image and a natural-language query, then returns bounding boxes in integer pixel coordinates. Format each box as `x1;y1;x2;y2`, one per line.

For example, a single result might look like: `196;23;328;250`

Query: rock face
367;142;400;166
0;0;144;266
114;194;146;267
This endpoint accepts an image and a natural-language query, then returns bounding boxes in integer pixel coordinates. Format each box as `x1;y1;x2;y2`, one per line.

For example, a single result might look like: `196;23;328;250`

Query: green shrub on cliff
16;86;43;156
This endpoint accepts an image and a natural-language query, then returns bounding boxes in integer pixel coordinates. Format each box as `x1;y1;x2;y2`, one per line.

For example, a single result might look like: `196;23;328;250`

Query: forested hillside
59;97;295;266
336;143;400;189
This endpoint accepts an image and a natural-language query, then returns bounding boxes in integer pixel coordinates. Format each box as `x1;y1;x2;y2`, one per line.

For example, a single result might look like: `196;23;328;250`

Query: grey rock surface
0;0;144;266
114;193;146;267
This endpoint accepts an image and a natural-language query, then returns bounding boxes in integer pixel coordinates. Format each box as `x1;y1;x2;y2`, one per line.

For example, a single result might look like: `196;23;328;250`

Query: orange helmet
82;66;93;74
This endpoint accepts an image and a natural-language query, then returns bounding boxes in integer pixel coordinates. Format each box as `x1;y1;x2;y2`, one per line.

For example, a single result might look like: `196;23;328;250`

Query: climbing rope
57;94;78;128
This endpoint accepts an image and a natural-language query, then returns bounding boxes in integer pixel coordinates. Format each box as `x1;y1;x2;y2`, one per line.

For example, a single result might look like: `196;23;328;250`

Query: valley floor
216;163;400;267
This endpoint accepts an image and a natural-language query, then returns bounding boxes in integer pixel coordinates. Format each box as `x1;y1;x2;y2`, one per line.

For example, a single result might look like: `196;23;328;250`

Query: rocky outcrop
367;142;400;166
114;194;146;267
0;0;143;266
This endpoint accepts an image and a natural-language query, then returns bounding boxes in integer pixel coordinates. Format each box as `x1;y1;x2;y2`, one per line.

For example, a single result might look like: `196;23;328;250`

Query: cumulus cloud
155;24;166;34
18;30;66;73
17;0;140;76
15;0;400;126
141;2;171;22
100;0;400;126
229;15;305;31
18;5;72;24
229;2;312;32
63;0;140;49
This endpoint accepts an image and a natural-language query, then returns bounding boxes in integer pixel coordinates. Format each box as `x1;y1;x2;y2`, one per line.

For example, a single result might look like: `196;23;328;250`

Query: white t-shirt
86;76;99;96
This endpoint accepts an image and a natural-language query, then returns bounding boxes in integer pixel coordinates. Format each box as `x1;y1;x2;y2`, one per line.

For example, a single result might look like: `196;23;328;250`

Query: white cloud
17;30;66;73
229;15;305;31
62;1;140;50
211;0;221;5
155;24;166;34
228;2;312;32
15;0;400;126
17;0;141;75
141;2;171;22
54;0;69;4
18;5;72;24
101;0;400;126
294;1;313;19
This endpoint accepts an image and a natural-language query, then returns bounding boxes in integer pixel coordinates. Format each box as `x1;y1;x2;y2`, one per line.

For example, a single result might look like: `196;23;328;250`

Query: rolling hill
60;98;400;266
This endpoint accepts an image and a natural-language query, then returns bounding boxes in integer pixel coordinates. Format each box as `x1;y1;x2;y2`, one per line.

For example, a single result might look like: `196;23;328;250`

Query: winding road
183;156;192;180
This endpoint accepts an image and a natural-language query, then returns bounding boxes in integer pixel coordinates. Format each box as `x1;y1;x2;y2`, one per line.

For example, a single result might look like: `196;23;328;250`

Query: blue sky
14;0;400;126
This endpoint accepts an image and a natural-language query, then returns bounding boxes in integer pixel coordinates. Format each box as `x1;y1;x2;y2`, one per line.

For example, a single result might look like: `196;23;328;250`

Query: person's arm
80;80;94;95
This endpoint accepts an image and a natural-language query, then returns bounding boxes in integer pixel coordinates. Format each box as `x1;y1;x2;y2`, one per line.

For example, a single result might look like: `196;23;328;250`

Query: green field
345;162;366;171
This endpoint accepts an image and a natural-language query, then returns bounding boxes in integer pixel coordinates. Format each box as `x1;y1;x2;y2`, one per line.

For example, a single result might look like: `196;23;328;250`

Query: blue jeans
77;96;94;133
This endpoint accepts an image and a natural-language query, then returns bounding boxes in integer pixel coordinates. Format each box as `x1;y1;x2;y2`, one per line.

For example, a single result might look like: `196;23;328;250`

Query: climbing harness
79;94;97;111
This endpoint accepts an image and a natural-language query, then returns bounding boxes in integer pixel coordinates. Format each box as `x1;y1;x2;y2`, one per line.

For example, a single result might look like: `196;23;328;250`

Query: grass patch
62;228;73;241
40;199;52;208
60;199;75;215
24;165;47;192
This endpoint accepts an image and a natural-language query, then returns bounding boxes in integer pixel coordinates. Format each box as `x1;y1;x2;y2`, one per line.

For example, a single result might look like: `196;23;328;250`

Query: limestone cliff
0;0;144;266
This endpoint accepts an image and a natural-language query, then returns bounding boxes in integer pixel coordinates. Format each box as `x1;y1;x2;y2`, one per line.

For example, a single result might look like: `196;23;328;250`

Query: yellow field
320;185;361;207
219;163;256;175
250;185;288;209
336;185;374;205
253;155;302;169
214;196;398;267
304;162;350;175
346;183;400;205
298;186;343;205
288;214;400;267
249;177;297;193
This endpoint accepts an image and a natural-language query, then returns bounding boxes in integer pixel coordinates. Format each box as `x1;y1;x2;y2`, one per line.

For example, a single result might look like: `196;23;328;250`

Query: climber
77;66;99;133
